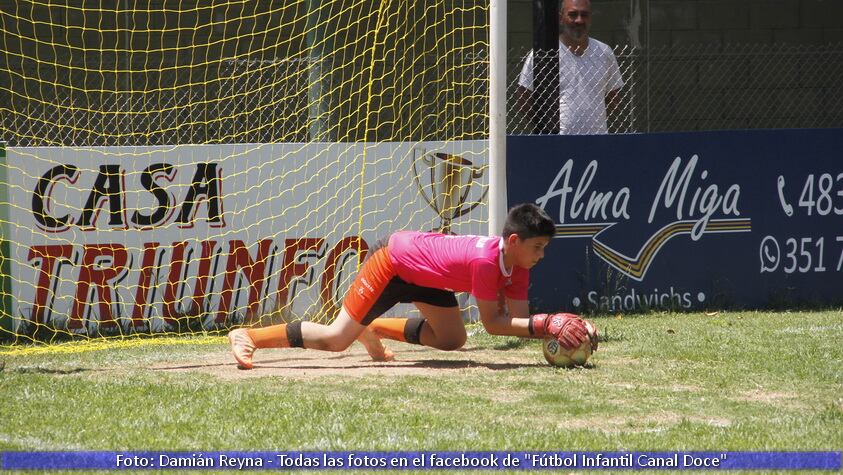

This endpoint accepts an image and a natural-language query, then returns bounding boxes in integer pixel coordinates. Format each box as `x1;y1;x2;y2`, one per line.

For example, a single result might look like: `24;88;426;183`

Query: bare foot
357;329;395;362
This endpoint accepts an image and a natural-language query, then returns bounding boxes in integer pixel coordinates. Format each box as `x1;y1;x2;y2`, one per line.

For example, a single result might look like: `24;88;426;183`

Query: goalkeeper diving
229;203;597;367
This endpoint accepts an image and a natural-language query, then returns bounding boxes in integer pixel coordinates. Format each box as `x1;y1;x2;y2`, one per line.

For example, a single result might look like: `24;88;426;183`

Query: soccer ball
542;320;598;367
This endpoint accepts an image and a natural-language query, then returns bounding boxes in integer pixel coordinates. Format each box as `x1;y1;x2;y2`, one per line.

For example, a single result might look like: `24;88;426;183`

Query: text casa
32;162;224;231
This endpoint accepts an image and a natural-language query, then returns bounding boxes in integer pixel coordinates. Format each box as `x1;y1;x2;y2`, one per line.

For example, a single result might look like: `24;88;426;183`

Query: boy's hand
529;313;588;350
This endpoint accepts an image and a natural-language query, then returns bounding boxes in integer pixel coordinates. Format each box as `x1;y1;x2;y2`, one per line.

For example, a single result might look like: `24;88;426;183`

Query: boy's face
508;235;552;269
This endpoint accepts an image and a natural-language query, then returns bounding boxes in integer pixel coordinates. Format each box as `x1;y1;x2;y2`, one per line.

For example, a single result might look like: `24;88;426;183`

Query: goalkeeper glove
529;313;589;350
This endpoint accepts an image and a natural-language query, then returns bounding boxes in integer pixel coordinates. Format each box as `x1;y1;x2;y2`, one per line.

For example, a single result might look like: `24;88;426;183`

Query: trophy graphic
412;147;488;234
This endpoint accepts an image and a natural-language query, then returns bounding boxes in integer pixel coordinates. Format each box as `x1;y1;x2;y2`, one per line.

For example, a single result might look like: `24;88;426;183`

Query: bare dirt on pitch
152;342;546;380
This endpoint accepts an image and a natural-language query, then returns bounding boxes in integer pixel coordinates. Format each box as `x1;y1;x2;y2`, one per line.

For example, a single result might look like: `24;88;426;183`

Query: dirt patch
686;415;732;427
670;383;703;393
558;412;680;433
556;412;732;434
734;389;801;406
151;342;546;380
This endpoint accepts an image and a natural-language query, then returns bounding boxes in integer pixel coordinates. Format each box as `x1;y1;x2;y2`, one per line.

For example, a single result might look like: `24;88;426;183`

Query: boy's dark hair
501;203;556;240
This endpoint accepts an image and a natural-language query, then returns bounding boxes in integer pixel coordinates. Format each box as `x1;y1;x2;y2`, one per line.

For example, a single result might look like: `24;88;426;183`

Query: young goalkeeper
229;203;594;368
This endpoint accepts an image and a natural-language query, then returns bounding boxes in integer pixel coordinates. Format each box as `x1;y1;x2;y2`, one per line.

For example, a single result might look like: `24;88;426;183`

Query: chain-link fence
3;42;842;146
508;42;843;135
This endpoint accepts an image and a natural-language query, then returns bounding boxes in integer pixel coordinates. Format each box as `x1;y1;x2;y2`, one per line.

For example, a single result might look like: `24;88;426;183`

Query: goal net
0;1;489;345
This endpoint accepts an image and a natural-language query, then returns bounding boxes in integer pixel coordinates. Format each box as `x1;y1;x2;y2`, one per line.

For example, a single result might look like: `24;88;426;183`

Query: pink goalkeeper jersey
387;231;529;301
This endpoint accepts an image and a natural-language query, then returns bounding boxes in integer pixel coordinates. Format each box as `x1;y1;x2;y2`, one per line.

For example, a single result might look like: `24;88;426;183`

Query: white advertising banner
5;142;488;334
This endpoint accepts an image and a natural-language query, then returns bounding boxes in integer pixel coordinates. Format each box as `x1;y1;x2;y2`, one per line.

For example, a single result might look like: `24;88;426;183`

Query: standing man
517;0;624;134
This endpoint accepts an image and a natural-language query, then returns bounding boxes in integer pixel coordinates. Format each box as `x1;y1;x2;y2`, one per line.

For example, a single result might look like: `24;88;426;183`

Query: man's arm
604;48;625;132
515;85;534;134
605;88;621;122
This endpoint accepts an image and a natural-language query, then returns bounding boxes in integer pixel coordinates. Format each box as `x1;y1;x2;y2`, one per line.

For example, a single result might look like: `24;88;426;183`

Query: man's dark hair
501;203;556;240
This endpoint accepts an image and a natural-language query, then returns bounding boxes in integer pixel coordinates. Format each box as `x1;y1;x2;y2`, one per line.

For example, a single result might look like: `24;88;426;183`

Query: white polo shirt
518;38;624;134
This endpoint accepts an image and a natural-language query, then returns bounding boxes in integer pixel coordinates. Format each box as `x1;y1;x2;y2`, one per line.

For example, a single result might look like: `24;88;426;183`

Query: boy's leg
368;301;466;351
413;302;467;351
230;246;397;368
357;329;394;361
299;309;368;351
229;309;367;369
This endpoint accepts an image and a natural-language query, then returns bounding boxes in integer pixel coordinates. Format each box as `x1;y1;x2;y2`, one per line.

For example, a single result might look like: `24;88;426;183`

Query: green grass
0;311;841;473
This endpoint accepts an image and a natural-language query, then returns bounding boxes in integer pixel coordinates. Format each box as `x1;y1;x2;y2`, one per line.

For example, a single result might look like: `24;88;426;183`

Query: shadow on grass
492;339;532;351
9;366;97;375
237;360;546;371
409;359;545;370
153;358;546;372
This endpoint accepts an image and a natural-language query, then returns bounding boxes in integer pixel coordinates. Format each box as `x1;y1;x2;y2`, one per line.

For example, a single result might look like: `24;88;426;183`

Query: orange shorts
343;247;398;324
343;246;459;325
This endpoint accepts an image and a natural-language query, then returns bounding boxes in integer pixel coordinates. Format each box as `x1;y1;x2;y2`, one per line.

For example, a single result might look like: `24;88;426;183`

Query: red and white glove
529;313;589;350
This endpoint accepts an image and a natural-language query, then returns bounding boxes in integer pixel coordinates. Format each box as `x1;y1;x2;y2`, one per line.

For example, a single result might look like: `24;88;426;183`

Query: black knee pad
286;320;304;348
403;318;426;345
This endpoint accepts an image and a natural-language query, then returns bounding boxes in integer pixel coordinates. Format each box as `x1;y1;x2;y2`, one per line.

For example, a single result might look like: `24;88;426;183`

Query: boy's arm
476;298;531;337
477;296;589;348
505;297;530;319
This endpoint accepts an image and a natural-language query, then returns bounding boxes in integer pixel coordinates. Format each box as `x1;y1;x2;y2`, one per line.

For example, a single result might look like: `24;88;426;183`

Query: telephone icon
777;175;794;217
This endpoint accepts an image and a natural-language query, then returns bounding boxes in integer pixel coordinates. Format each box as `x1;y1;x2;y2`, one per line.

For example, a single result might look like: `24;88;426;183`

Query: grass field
0;310;841;473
